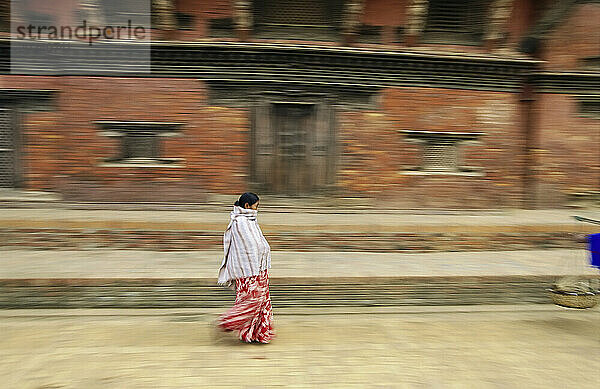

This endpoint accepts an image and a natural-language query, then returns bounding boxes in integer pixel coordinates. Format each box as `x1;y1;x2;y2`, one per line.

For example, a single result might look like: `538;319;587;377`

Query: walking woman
215;192;275;343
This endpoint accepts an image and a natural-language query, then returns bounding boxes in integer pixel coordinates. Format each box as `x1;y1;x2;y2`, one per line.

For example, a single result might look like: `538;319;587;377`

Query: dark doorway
252;101;336;196
272;103;313;195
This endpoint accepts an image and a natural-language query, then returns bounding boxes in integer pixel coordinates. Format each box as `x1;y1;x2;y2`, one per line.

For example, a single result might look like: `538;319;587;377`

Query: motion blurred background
0;2;599;387
0;0;598;208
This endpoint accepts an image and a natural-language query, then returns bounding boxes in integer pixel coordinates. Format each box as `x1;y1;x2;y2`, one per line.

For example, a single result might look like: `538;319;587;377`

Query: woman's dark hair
234;192;259;209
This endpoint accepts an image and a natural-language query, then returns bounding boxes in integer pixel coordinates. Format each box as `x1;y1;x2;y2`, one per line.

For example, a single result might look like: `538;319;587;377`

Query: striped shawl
217;205;271;286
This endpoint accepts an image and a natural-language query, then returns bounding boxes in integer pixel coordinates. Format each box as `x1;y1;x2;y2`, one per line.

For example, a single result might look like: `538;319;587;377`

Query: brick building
0;0;598;208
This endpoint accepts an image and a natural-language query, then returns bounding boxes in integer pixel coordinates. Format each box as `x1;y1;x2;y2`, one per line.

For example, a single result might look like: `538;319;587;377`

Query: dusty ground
1;305;599;388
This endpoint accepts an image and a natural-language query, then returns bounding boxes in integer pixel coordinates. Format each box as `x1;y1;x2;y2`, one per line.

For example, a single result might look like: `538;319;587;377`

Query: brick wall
2;1;598;208
2;77;564;208
2;76;249;201
336;88;524;208
2;77;530;207
3;77;596;209
362;0;407;27
542;2;600;71
531;2;600;206
535;93;600;207
176;0;234;41
506;0;537;48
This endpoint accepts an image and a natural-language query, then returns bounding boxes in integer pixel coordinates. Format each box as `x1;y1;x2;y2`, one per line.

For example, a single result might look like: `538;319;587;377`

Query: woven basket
549;289;599;309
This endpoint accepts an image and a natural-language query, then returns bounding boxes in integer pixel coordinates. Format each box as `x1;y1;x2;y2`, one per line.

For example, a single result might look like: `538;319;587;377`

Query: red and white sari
217;269;275;343
217;205;274;343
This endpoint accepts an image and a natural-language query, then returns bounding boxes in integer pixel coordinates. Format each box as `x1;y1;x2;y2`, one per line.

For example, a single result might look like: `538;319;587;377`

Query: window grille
578;97;600;119
175;12;195;30
423;0;488;44
273;103;312;159
122;133;159;159
264;0;327;26
97;121;183;166
0;2;8;32
401;130;483;174
356;24;383;44
208;17;235;38
422;140;459;172
253;0;344;39
0;109;14;188
101;0;150;26
580;57;600;71
24;10;55;27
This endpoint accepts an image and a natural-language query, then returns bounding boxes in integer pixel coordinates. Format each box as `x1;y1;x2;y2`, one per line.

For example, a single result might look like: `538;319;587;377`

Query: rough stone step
2;249;597;308
3;249;597;278
2;275;591;309
2;208;600;229
2;208;599;251
0;228;593;252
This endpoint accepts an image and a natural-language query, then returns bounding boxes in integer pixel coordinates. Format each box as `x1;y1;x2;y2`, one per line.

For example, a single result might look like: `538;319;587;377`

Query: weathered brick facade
541;2;600;71
0;0;598;208
532;3;600;207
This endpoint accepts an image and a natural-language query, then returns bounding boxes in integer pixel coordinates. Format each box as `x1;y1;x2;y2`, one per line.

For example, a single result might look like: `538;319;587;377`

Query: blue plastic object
588;233;600;268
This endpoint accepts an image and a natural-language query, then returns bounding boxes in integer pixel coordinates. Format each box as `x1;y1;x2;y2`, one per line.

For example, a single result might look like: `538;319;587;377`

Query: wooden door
250;101;275;192
311;101;335;191
272;103;313;195
251;100;335;195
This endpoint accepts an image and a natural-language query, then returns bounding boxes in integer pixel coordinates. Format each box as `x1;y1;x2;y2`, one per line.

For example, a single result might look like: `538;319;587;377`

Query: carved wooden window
422;140;459;172
423;0;488;44
208;17;235;37
0;1;9;33
261;0;328;25
577;96;600;119
252;0;344;39
122;133;159;159
101;0;150;26
23;9;55;27
580;57;600;71
19;7;55;38
97;121;184;167
175;12;195;30
401;130;483;174
0;108;16;188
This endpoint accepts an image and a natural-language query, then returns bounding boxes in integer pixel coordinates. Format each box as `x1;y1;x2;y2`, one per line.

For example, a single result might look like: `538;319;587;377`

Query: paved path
1;306;599;388
1;208;600;233
1;249;598;279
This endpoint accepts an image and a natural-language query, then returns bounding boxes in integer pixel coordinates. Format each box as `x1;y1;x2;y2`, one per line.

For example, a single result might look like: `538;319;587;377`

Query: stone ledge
5;274;597;287
0;189;63;202
2;220;599;232
0;304;578;318
0;228;592;252
2;275;598;308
